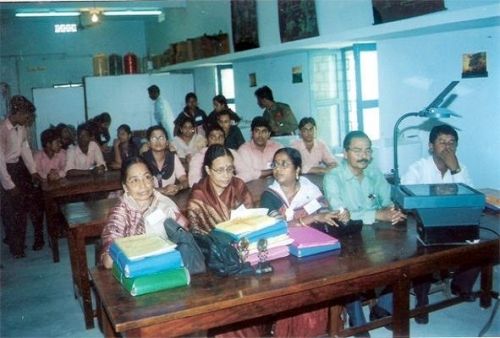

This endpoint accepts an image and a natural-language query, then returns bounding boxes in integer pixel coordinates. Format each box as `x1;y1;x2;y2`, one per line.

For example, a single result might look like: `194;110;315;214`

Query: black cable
479;226;500;238
478;298;499;337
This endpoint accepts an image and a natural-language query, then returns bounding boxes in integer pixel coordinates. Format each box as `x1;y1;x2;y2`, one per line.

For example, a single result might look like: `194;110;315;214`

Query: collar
4;118;15;130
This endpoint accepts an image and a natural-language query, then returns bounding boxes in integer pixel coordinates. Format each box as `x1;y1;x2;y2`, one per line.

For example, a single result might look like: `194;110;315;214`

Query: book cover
288;226;341;257
109;234;176;262
213;220;288;243
245;245;290;266
113;249;184;278
216;215;279;235
112;264;190;296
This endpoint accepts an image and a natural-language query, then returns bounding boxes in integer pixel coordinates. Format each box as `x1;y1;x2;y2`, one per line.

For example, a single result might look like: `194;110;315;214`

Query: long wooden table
42;170;122;263
91;214;499;337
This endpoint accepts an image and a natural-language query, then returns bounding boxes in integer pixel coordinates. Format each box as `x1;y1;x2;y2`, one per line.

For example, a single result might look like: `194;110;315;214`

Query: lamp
90;11;99;23
392;81;460;185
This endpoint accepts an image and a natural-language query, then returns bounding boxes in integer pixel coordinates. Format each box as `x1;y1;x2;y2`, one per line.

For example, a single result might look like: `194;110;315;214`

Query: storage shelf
155;4;499;73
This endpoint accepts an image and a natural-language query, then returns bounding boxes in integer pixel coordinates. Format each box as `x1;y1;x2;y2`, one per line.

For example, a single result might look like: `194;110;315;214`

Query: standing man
402;124;478;324
0;96;44;257
255;85;298;136
323;130;405;328
237;117;283;180
148;85;175;140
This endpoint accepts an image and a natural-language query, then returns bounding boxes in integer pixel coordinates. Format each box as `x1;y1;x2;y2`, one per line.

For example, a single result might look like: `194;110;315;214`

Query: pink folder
288;226;339;248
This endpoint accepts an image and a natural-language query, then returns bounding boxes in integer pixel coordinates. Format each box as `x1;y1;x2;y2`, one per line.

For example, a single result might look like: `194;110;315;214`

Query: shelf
155;3;499;73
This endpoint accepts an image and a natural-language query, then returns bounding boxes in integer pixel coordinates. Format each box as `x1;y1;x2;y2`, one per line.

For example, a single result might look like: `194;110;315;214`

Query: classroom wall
377;25;500;189
0;17;147;99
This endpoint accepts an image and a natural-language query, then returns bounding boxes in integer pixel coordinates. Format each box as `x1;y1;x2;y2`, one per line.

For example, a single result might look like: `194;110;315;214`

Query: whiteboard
33;86;85;150
84;73;193;136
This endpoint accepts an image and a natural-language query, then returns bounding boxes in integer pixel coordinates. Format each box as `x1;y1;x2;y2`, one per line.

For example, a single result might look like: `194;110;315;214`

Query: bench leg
480;264;493;308
392;274;410;338
44;197;60;263
329;304;344;337
76;233;95;329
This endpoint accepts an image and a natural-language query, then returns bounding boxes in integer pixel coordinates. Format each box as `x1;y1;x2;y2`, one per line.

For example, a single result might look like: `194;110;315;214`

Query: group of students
1;90;477;336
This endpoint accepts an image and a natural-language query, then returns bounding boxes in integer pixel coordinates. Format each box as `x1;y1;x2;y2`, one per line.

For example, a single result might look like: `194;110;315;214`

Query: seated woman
89;112;112;149
217;108;245;150
64;123;106;177
206;94;241;129
260;147;348;337
55;123;75;150
110;124;139;170
142;125;188;196
100;157;188;269
291;117;337;174
186;144;253;234
170;115;206;169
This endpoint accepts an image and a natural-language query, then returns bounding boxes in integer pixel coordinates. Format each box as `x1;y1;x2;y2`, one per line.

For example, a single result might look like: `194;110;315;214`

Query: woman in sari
100;156;187;269
260;147;348;337
186;144;253;234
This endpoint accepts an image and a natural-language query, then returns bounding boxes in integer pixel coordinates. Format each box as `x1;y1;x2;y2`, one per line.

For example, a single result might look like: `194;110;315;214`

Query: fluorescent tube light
16;11;80;17
103;10;162;16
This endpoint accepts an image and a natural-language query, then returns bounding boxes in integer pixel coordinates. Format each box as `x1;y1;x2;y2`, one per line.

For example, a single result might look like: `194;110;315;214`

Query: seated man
291;117;337;174
188;125;252;187
65;123;106;177
237;116;283;180
34;128;66;181
402;124;478;324
324;130;406;329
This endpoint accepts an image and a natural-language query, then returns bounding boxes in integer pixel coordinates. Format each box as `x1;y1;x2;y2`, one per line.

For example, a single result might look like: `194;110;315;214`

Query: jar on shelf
92;53;109;76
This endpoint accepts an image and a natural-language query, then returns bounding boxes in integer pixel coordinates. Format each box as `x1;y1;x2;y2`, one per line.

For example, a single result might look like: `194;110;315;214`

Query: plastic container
109;54;123;75
92;53;109;76
123;53;138;74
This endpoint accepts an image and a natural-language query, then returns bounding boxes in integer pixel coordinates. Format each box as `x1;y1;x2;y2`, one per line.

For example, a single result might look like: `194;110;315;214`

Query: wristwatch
450;167;461;175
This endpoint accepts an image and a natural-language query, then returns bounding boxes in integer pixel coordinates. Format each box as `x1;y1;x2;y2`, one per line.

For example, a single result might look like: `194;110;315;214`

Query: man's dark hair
429;124;458;144
185;92;197;104
254;86;274;101
77;123;91;137
343;130;370;150
148;85;160;93
40;128;59;148
251;116;271;132
206;124;225;137
10;95;35;115
298;117;316;129
146;125;169;141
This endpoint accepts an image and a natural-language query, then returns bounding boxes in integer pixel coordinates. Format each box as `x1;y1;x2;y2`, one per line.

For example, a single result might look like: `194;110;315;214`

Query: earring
296;172;300;180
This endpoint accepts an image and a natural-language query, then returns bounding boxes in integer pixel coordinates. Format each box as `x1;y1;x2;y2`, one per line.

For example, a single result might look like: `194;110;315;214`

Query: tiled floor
1;229;499;337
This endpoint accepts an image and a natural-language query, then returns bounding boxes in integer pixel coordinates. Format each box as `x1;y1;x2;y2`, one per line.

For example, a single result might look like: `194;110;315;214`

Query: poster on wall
231;0;259;52
462;52;488;78
372;0;445;25
278;0;319;43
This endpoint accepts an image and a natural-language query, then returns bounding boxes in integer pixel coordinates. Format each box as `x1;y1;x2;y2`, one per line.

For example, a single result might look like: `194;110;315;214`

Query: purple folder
288;226;341;257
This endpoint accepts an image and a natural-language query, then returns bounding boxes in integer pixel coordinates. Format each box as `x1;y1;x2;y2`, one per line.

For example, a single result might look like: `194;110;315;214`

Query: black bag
193;231;254;277
163;219;206;275
311;219;363;238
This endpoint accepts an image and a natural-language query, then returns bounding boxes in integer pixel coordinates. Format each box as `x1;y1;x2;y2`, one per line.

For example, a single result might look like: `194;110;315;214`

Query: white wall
233;52;311;123
377;25;500;189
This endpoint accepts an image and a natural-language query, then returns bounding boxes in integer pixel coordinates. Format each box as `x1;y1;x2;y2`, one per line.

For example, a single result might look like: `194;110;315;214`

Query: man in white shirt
148;85;175;140
0;96;43;257
402;124;479;324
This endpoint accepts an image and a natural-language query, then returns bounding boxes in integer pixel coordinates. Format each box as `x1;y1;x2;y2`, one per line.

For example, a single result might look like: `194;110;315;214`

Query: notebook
288;226;341;258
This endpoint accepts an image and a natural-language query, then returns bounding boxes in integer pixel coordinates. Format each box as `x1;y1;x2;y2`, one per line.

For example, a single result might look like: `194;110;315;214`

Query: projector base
417;223;479;246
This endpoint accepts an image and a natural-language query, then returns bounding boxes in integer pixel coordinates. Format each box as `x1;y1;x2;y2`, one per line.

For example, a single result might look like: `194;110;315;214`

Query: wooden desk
91;215;499;337
42;170;122;263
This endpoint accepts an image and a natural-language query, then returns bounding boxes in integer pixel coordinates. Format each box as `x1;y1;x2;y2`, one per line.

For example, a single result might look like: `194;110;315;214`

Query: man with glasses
323;130;405;331
401;124;477;324
237;117;283;180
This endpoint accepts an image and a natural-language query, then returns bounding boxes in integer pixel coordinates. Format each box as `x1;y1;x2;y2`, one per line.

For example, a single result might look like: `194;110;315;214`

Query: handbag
163;218;206;275
193;231;254;277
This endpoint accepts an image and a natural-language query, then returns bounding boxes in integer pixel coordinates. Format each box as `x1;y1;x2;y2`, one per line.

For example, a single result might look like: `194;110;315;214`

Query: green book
112;263;190;296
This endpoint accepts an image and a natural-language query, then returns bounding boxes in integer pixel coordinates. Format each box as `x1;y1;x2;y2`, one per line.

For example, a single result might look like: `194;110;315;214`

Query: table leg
76;232;95;329
67;229;79;299
44;195;60;263
101;301;119;338
392;271;410;338
480;264;493;308
328;304;344;337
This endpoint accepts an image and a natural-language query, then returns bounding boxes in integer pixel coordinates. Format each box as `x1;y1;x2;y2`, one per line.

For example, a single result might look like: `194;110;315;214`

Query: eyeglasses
126;174;154;186
271;161;293;169
150;136;166;142
348;148;373;155
211;166;235;175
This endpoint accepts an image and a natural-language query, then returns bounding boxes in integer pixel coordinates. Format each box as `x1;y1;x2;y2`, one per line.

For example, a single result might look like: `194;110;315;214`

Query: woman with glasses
142;125;188;196
259;147;347;337
186;144;254;234
100;156;188;269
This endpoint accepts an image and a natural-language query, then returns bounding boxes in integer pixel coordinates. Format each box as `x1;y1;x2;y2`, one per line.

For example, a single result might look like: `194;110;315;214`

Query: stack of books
109;234;190;296
213;215;292;266
288;226;341;258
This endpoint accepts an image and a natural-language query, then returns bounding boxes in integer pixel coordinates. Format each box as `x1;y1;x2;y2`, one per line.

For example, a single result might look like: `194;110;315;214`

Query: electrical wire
478;298;499;336
479;226;500;238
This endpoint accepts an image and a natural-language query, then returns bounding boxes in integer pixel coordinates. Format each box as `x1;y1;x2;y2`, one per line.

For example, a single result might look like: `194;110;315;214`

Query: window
310;44;379;149
216;65;235;111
